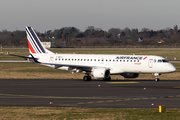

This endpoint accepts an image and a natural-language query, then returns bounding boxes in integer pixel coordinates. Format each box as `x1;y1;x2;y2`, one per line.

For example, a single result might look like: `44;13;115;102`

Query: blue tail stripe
29;28;46;53
26;27;42;53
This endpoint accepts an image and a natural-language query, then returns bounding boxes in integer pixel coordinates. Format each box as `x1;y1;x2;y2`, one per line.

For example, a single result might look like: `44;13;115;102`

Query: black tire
83;76;91;81
103;76;111;81
155;78;159;82
87;76;92;81
83;76;88;81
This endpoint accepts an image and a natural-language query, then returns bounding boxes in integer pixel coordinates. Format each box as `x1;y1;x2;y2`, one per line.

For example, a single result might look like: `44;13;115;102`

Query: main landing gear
154;73;160;82
83;76;91;81
103;76;111;81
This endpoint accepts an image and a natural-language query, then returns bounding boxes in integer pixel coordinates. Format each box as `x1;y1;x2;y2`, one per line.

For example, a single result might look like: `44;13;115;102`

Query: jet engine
91;68;110;79
121;73;139;78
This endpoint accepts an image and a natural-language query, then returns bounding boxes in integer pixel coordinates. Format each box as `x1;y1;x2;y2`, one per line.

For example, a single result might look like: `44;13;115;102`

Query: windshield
157;59;169;63
162;59;169;62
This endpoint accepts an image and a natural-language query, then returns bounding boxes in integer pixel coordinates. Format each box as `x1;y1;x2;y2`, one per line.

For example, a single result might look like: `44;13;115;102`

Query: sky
0;0;179;32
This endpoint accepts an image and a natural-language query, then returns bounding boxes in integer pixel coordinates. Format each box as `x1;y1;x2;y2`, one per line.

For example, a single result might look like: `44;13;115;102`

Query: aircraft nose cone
169;65;176;72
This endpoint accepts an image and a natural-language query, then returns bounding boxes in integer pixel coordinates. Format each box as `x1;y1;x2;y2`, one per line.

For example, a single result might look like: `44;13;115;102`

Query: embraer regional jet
24;26;176;82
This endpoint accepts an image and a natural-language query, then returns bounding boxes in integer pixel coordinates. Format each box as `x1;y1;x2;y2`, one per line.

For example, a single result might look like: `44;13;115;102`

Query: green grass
0;107;180;120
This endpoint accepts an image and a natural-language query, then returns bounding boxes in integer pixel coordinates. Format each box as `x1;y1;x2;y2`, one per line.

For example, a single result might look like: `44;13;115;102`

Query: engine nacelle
91;68;110;79
121;73;139;78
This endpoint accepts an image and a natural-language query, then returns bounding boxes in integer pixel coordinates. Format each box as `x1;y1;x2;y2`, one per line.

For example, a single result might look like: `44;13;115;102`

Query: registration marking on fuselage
106;82;139;84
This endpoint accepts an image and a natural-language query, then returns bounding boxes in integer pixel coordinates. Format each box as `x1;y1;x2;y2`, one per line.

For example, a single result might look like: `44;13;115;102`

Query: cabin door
148;59;153;68
49;57;53;63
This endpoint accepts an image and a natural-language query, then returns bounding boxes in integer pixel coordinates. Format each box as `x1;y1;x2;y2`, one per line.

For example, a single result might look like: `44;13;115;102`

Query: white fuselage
35;54;176;74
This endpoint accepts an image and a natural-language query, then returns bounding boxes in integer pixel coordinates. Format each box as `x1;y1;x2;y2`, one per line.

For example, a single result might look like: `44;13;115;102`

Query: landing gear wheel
83;76;91;81
155;78;159;82
103;76;111;81
88;76;91;81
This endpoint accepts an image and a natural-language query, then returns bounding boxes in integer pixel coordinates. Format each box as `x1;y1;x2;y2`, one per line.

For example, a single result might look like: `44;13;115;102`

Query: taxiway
0;79;180;108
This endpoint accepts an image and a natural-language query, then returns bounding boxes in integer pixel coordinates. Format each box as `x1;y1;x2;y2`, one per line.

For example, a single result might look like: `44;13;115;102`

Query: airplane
17;26;176;82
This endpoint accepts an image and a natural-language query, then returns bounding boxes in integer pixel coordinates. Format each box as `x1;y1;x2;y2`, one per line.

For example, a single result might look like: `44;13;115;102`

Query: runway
0;79;180;108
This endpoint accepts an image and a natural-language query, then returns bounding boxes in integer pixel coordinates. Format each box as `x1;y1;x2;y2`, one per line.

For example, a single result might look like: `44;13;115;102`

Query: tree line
0;26;180;47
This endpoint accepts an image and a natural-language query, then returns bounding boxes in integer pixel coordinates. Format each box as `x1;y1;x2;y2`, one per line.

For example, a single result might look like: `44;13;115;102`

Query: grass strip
0;107;180;120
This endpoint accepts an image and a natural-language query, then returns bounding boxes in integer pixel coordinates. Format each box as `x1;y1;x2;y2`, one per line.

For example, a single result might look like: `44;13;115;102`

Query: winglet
30;54;40;63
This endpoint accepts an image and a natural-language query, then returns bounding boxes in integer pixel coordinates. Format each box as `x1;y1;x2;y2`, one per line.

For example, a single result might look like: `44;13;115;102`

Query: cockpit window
158;59;169;63
162;59;169;62
158;60;162;62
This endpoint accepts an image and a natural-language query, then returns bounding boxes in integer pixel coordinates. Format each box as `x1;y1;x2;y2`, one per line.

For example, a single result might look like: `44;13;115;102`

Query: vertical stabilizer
25;26;54;54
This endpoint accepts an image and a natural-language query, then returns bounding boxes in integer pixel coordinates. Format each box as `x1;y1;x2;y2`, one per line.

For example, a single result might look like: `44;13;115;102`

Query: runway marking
133;98;140;100
106;82;139;84
87;102;94;104
77;95;180;105
2;93;180;106
78;102;84;104
168;96;174;98
173;86;180;88
0;93;127;100
124;99;131;101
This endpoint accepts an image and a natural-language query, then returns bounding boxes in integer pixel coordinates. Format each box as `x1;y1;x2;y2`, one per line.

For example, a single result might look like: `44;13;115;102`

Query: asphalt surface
0;79;180;108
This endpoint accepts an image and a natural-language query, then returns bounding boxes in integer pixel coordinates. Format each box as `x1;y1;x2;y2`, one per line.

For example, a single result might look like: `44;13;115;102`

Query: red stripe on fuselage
143;57;147;60
28;39;36;54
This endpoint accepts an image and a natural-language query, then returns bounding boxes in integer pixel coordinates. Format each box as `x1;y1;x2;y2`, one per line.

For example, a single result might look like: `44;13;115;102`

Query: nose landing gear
154;73;160;82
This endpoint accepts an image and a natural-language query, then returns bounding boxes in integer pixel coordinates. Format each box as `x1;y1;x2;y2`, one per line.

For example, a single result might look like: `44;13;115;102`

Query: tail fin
25;26;54;54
